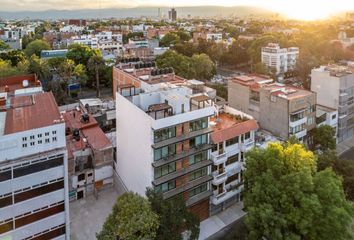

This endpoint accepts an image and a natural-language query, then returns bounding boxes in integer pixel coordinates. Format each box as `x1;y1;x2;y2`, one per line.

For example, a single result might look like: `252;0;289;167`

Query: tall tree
244;142;354;240
67;43;99;66
0;40;10;51
160;33;181;47
24;39;51;57
87;54;105;98
312;125;336;151
146;188;200;240
191;53;215;80
96;192;159;240
0;50;26;66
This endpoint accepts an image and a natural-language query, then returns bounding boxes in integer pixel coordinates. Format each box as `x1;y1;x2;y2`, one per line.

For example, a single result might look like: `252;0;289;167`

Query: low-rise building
193;32;223;43
228;74;316;142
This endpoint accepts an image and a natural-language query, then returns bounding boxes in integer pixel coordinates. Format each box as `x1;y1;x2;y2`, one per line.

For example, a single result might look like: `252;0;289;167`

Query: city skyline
1;0;354;20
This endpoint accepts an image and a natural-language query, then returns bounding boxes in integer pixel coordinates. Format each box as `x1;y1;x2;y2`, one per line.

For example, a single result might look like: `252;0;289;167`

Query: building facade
311;64;354;142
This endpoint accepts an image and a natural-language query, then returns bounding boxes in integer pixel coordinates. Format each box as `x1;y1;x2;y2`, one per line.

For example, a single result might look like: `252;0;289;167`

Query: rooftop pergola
118;83;137;97
190;95;212;109
147;103;173;119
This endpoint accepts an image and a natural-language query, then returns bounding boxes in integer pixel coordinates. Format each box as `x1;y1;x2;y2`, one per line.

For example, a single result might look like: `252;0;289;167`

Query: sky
1;0;354;20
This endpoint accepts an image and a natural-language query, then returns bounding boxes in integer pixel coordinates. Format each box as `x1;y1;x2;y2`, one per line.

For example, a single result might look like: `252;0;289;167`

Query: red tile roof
4;92;62;134
211;119;259;143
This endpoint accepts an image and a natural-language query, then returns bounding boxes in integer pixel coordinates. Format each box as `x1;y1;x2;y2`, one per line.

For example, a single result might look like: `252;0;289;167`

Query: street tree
0;50;26;66
312;125;336;151
67;43;99;66
96;192;159;240
160;33;181;47
24;39;51;57
146;188;200;240
244;142;354;240
87;54;105;98
191;53;215;80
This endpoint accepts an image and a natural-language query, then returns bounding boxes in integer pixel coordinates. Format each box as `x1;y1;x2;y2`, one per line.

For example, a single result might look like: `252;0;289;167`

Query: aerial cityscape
1;0;354;239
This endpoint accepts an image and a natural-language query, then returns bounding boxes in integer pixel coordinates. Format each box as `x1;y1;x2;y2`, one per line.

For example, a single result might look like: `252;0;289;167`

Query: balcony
212;171;228;185
210;151;227;165
289;117;307;128
211;184;242;205
240;139;254;152
294;129;307;139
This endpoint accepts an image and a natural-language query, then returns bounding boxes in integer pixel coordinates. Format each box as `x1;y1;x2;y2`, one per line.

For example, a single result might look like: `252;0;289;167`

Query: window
189;183;207;197
244;132;251;141
332;114;336;120
45;138;50;143
189;167;207;181
154;162;176;179
155;180;176;193
226;136;239;147
22;137;27;141
22;143;27;148
52;131;57;135
30;142;35;146
189;151;208;165
307;116;314;125
290;112;304;122
226;154;238;166
190;134;207;148
225;173;239;185
78;173;85;181
45;132;49;136
13;157;63;179
154;144;176;161
154;126;176;143
30;135;35;140
189;118;208;132
52;137;57;142
37;134;42;138
38;140;42;144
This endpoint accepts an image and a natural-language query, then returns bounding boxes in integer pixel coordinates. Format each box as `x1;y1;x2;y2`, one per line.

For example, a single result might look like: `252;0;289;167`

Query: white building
60;25;85;33
209;105;258;215
311;64;354;142
261;43;299;79
206;33;223;43
68;35;98;48
316;104;338;140
0;90;70;239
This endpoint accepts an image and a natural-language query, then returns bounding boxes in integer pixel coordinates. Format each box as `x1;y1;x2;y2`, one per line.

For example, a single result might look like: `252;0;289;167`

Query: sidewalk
337;135;354;156
199;202;246;240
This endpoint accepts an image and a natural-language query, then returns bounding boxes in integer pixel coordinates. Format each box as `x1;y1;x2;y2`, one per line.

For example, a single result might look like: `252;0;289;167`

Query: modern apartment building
62;106;114;201
0;75;70;239
114;60;217;220
261;43;299;80
311;64;354;142
168;8;177;22
193;32;223;43
209;105;258;215
228;74;316;142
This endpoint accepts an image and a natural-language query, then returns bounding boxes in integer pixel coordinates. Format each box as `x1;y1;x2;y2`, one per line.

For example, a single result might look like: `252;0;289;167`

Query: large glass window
13;156;63;178
190;134;207;148
189;167;207;181
189;183;207;197
189;118;208;132
154;162;176;179
155;180;176;193
154;144;176;161
189;151;208;165
225;173;239;185
290;112;304;122
226;154;238;166
226;136;239;147
154;126;176;143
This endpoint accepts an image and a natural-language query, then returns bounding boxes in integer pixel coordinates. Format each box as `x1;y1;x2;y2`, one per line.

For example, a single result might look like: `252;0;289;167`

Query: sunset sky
1;0;354;20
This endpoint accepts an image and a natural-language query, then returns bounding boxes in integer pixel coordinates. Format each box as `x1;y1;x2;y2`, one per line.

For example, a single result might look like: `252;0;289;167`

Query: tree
146;188;200;240
0;50;26;66
174;31;191;42
87;54;105;98
24;39;50;57
67;43;99;66
253;62;269;75
96;192;159;240
333;158;354;202
156;50;194;79
160;33;181;47
28;54;50;80
191;53;215;80
244;142;354;240
312;125;336;151
0;40;10;51
0;59;27;78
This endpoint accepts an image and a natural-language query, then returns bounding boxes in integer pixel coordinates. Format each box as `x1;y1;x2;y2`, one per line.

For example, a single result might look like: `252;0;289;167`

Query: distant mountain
0;6;278;20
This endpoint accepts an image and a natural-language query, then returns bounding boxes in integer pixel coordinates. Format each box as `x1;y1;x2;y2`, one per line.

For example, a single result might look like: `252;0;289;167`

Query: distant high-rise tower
158;8;162;19
168;8;177;21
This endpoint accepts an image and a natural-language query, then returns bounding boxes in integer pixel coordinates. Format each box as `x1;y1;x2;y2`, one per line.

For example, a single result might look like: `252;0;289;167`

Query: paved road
206;216;246;240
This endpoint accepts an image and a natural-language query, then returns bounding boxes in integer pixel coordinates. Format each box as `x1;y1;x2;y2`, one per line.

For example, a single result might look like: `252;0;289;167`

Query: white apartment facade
261;43;299;79
0;92;70;240
311;64;354;142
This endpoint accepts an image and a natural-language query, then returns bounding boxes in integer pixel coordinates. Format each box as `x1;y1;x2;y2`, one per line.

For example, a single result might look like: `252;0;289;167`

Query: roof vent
81;113;90;123
4;85;9;92
73;128;80;141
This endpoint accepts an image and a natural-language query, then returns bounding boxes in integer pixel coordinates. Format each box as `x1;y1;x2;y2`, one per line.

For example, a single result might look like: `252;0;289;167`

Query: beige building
228;74;316;142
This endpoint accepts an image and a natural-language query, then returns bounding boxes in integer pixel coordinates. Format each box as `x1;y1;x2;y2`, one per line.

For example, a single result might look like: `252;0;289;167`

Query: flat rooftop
230;74;273;89
4;92;62;135
314;64;354;77
266;84;314;100
0;74;41;94
210;112;259;143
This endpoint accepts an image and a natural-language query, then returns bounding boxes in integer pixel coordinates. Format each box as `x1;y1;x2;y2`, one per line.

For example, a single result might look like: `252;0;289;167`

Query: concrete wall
228;80;256;118
116;93;154;196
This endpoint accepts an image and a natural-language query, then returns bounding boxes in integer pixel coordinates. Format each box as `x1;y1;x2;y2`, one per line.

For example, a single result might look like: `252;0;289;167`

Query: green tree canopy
160;33;181;47
0;59;27;78
312;125;336;151
0;40;10;51
24;39;51;57
244;142;354;240
191;53;215;80
0;50;26;66
146;188;200;240
66;43;100;66
96;192;159;240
